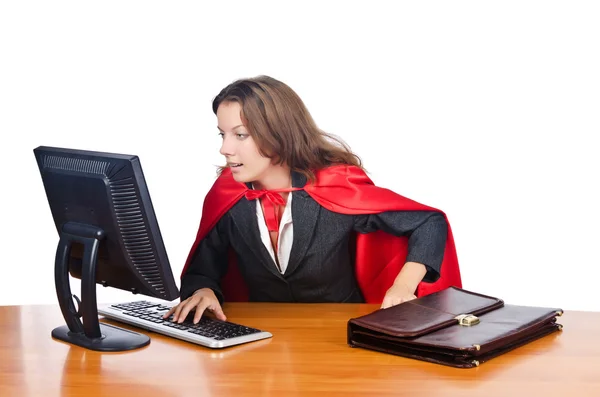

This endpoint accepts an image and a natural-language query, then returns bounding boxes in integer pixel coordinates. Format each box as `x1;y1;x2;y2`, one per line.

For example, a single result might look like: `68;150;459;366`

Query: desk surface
1;303;598;397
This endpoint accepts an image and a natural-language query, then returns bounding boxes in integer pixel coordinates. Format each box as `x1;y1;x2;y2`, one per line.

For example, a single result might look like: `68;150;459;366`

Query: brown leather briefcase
347;287;563;368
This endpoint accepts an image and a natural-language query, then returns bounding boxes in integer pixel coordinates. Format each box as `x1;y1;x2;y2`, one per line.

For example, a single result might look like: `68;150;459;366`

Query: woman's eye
218;132;224;138
236;134;248;140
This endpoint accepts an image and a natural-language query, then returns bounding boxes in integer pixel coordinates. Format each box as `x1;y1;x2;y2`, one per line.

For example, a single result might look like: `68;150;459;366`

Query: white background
1;1;598;312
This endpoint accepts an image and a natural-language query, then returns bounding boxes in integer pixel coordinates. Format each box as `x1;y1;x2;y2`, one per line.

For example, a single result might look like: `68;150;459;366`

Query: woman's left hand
381;282;417;309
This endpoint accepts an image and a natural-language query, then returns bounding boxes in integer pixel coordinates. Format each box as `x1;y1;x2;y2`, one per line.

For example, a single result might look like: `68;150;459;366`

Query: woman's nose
219;135;235;156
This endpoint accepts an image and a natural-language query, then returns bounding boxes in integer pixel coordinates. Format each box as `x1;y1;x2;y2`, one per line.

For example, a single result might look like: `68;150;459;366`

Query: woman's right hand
163;288;226;324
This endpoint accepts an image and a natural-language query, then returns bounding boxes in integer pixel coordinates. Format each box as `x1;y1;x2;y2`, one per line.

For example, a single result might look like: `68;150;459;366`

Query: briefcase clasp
455;314;480;326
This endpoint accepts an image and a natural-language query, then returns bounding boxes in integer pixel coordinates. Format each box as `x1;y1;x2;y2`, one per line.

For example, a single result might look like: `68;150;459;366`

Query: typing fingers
192;300;213;324
173;297;198;323
210;304;227;321
163;304;178;319
171;302;183;322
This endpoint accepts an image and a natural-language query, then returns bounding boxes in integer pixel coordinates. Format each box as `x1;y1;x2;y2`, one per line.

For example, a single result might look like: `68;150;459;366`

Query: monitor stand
52;222;150;352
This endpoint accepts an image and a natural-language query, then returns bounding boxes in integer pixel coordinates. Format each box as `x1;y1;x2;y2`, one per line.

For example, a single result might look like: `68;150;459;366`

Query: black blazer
180;172;448;304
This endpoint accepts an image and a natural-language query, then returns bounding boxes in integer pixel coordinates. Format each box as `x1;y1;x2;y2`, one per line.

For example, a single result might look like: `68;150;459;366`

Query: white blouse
254;191;294;274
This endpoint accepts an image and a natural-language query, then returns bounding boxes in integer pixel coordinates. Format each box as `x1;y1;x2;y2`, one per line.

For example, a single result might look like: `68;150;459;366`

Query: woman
166;75;461;324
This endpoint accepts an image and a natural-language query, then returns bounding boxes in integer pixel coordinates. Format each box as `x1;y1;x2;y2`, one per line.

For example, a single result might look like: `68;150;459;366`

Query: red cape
181;165;462;303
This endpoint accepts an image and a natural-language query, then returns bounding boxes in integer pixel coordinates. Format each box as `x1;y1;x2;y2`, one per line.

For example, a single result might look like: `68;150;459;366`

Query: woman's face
217;101;272;183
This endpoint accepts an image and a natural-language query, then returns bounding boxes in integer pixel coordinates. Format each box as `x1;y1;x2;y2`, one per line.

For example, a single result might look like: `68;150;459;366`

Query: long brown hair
212;75;363;182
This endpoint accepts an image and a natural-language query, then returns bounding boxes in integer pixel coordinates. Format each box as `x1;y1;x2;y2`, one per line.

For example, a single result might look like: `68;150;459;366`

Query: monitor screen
34;145;180;351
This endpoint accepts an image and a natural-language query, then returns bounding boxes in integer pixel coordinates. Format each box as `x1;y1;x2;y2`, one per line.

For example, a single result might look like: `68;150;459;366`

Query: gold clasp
455;314;480;326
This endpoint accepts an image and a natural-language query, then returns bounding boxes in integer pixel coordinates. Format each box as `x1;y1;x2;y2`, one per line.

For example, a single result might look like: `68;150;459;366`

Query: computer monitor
33;146;180;352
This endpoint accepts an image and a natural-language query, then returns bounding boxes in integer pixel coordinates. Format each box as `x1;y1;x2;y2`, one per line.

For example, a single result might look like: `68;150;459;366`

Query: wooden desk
0;303;598;397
